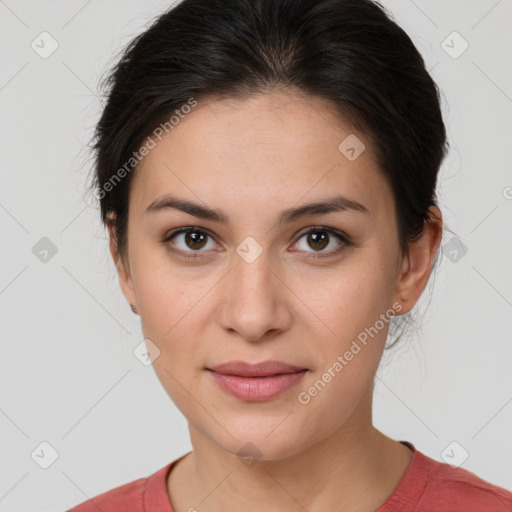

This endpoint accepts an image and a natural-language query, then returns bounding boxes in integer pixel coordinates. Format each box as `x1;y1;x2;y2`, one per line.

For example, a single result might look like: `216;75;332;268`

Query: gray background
1;1;511;510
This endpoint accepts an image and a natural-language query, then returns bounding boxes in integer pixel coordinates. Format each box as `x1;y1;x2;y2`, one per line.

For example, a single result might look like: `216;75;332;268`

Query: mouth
206;360;308;401
207;360;307;377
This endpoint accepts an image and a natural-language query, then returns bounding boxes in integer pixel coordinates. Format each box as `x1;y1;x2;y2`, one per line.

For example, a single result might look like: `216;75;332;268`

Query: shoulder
380;443;512;512
419;451;512;511
66;475;147;512
66;462;173;512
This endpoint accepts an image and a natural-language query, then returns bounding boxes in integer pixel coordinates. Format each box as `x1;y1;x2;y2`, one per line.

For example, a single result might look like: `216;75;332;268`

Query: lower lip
208;369;307;401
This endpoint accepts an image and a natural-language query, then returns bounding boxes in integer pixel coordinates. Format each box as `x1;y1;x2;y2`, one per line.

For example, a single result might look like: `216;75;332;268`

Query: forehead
130;91;393;219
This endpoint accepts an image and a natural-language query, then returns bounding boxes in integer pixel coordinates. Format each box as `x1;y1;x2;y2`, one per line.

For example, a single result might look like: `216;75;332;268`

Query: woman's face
112;90;412;460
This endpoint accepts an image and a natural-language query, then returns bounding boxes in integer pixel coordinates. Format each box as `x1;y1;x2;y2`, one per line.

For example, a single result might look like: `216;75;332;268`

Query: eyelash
161;226;352;261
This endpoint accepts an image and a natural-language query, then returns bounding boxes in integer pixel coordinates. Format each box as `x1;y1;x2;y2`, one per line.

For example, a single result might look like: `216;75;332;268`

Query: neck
168;392;413;512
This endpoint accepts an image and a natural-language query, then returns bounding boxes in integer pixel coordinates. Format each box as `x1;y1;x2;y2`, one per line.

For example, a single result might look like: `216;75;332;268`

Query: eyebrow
144;194;370;225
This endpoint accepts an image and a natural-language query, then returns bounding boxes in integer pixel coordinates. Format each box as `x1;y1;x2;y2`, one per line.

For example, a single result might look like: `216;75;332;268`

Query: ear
106;214;137;308
393;206;443;315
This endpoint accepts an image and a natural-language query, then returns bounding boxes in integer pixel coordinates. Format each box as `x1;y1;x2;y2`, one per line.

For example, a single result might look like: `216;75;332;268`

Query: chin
212;417;311;464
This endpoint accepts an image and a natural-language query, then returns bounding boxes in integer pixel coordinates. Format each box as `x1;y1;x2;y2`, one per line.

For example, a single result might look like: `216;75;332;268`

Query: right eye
162;227;218;259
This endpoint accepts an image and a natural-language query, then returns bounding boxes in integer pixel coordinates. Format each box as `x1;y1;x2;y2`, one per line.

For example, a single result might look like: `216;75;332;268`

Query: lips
206;360;308;401
207;360;306;377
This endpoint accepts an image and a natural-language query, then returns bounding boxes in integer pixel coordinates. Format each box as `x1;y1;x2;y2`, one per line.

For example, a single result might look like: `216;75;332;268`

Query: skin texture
107;90;443;511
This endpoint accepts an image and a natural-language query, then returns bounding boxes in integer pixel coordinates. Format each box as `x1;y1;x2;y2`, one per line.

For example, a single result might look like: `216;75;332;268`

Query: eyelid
293;225;351;245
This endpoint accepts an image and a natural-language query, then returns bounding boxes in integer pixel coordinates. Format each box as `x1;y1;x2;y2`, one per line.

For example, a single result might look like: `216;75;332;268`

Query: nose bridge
219;238;289;340
234;241;274;293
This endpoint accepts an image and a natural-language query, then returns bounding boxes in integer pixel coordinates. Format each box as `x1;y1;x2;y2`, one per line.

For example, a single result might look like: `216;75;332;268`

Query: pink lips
207;360;308;401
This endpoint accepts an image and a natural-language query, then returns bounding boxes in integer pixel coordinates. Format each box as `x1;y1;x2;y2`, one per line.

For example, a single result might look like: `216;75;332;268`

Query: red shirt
67;442;512;511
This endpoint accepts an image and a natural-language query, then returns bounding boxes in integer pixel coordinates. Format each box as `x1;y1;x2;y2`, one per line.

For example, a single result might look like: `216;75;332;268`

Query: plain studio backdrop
0;1;511;510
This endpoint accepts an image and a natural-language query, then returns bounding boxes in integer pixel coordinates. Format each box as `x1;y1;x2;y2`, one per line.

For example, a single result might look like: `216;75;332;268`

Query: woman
69;0;512;510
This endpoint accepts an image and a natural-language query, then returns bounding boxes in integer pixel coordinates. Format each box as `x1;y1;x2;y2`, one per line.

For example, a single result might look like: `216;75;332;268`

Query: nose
218;247;293;343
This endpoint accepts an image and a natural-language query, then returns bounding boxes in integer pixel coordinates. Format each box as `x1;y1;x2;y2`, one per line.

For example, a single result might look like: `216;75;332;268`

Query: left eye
293;227;348;256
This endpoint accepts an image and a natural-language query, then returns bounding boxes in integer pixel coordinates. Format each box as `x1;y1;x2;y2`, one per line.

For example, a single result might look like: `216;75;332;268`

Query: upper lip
207;360;306;377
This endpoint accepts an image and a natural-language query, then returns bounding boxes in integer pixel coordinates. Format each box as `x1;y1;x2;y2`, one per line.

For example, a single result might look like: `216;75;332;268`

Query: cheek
133;258;213;340
294;263;392;337
133;269;208;406
292;263;394;407
144;304;206;421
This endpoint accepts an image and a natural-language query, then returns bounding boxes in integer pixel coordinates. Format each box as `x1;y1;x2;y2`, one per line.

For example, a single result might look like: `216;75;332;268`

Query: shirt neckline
145;441;428;512
143;452;188;511
375;441;430;511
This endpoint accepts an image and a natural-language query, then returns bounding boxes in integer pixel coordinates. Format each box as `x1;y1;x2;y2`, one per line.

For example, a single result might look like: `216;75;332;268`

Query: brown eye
163;228;216;257
306;231;329;251
183;230;208;250
293;227;350;259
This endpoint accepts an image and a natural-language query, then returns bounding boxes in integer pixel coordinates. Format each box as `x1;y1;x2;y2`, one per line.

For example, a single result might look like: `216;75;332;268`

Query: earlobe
393;206;443;315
